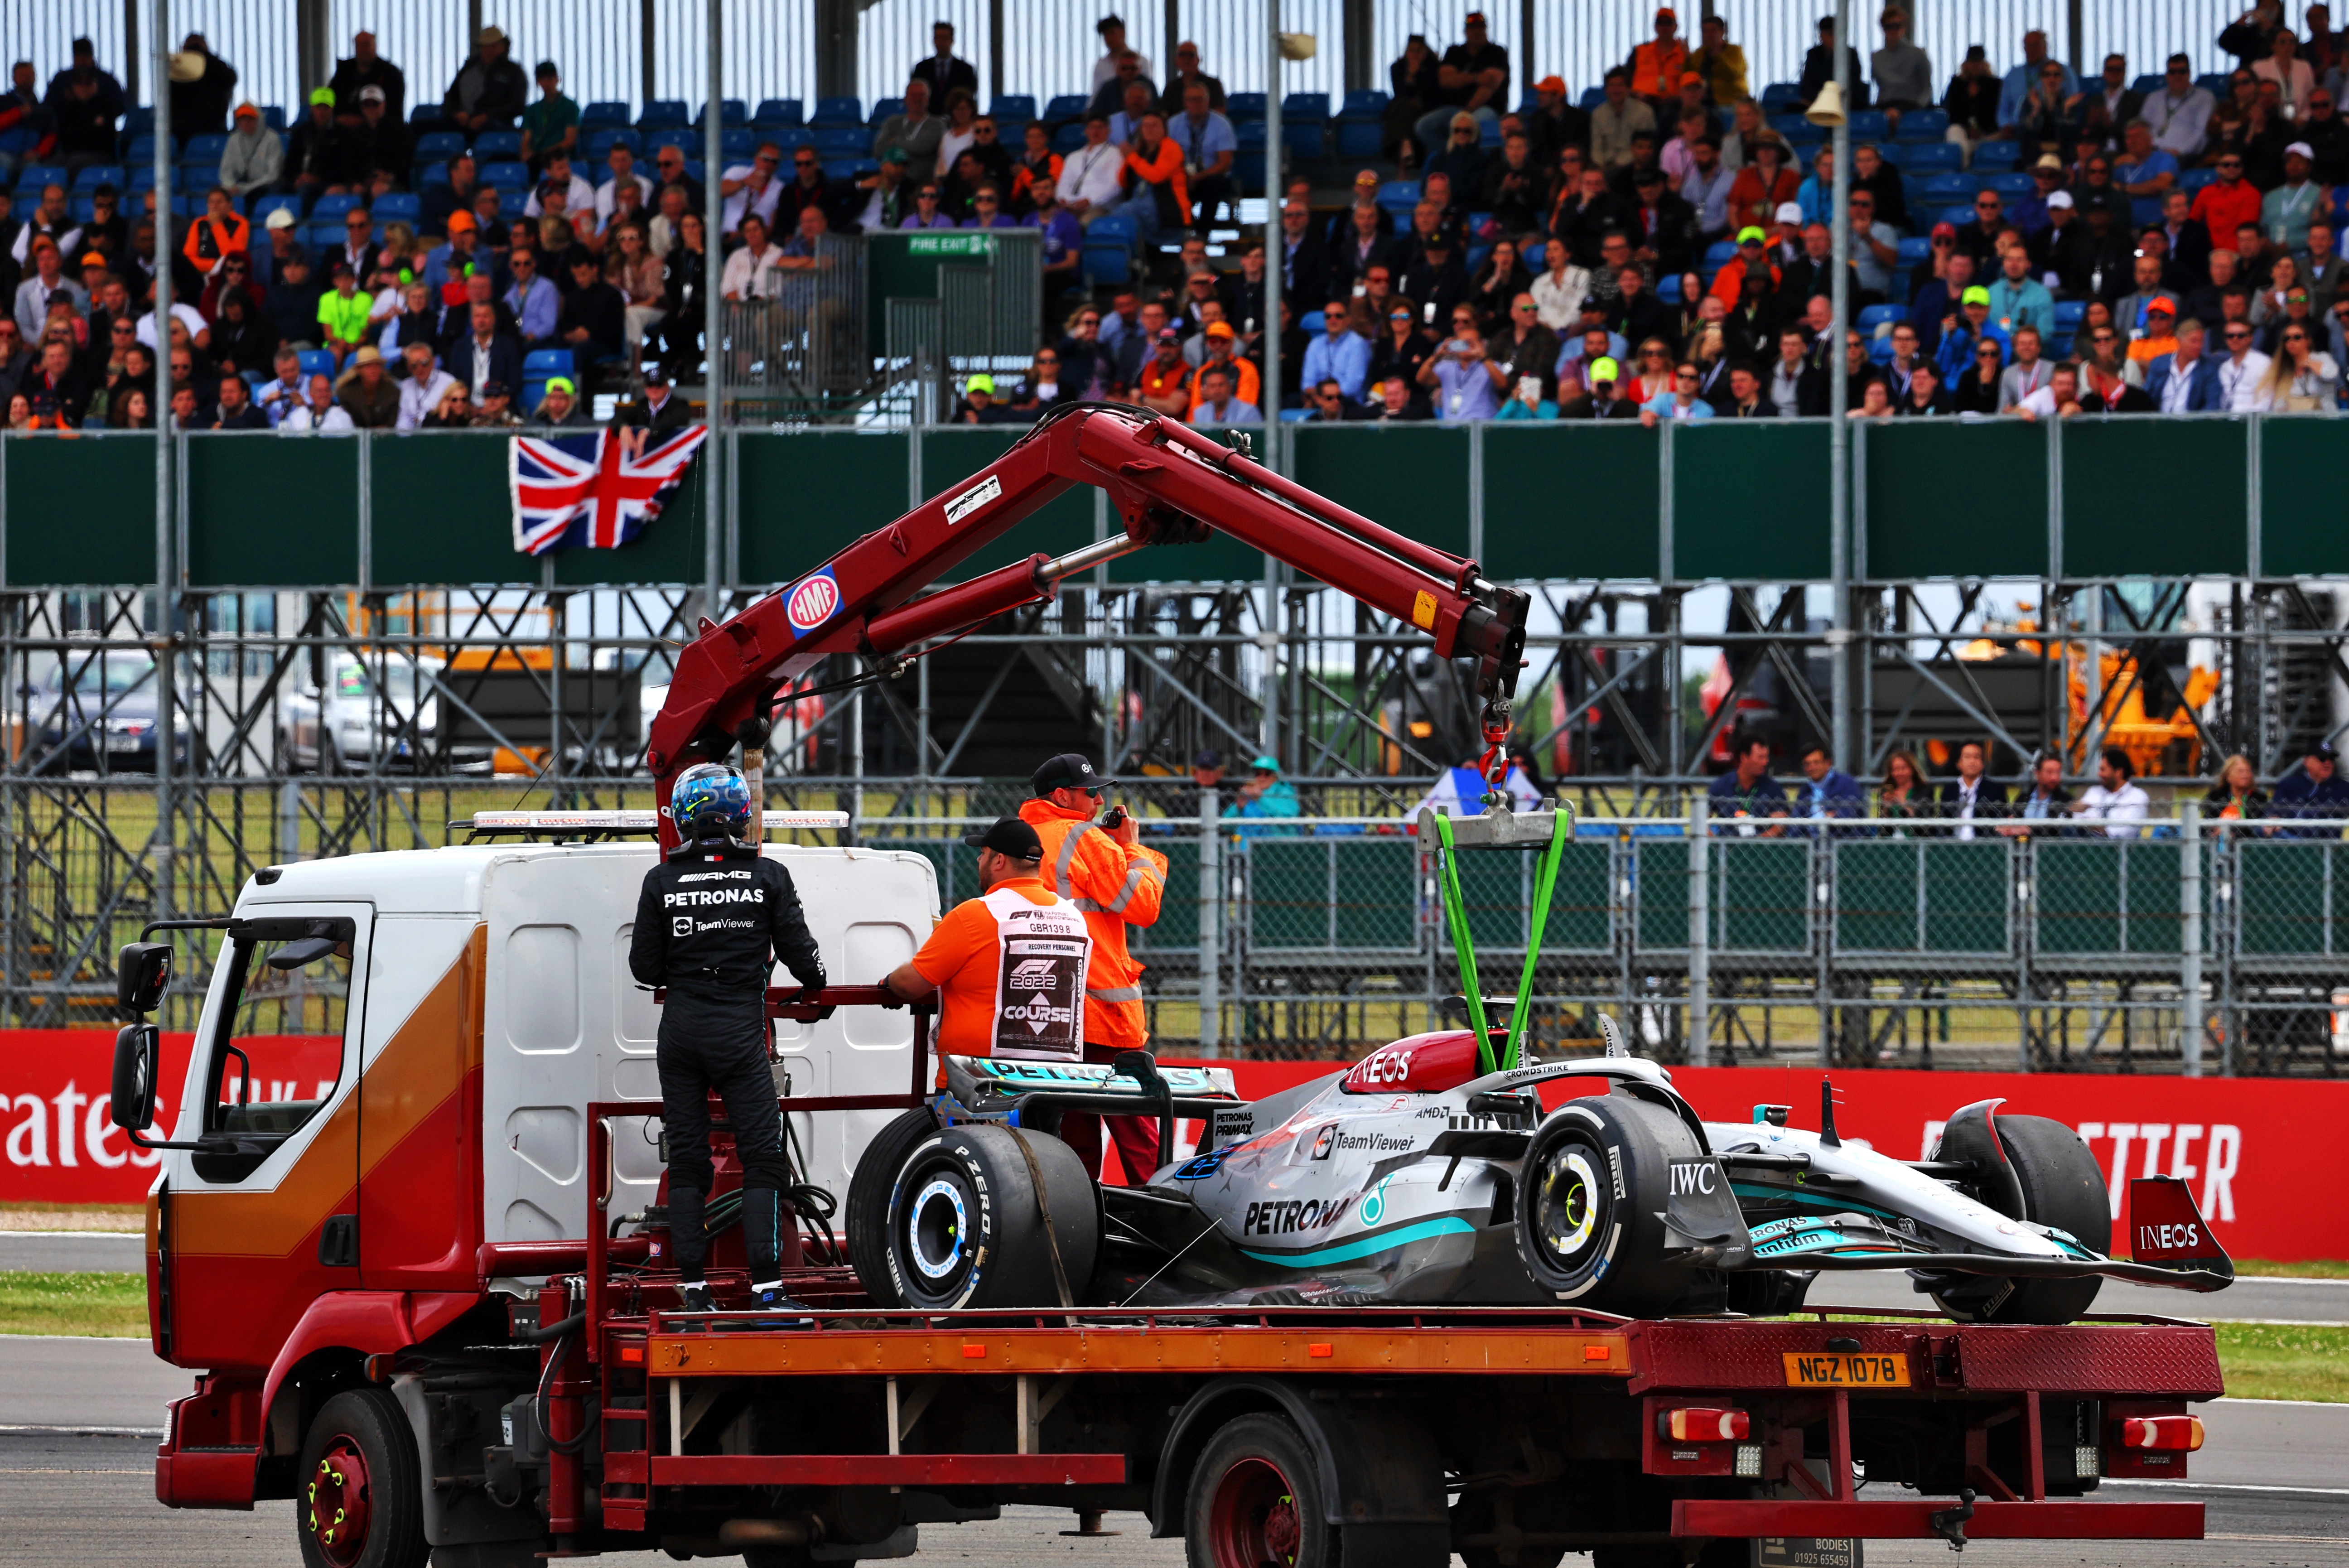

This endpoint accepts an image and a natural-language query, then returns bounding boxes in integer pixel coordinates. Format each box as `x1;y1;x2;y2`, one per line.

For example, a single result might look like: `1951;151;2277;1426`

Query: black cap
1032;752;1114;795
2311;742;2339;761
961;815;1044;859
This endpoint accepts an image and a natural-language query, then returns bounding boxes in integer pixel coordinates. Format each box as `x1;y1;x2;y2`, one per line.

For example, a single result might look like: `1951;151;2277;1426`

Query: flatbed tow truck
113;406;2222;1568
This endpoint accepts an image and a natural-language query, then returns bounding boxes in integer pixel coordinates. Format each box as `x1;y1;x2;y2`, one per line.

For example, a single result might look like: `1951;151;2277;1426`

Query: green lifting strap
1433;806;1574;1077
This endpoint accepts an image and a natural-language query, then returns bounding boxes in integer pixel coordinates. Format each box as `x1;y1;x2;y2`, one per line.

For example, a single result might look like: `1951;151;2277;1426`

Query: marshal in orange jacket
1018;797;1168;1050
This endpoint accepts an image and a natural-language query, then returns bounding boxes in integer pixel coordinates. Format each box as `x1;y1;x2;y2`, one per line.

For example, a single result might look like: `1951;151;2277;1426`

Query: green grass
2232;1259;2349;1279
2213;1322;2349;1402
0;1271;149;1337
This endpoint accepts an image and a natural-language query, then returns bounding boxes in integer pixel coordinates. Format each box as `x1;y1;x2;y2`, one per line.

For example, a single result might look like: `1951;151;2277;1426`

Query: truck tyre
847;1108;944;1306
1184;1413;1337;1568
882;1124;1099;1310
1934;1114;2112;1325
1514;1095;1700;1317
296;1387;429;1568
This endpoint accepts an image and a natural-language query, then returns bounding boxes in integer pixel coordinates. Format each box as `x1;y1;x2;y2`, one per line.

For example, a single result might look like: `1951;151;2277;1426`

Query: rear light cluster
1660;1407;1751;1443
2120;1415;2204;1452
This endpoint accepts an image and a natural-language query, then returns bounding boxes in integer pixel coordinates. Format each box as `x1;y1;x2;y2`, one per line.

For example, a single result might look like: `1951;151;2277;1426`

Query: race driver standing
1019;753;1170;1182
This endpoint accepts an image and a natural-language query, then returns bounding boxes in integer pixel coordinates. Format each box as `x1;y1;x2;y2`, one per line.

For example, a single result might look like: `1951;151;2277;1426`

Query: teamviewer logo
672;915;695;937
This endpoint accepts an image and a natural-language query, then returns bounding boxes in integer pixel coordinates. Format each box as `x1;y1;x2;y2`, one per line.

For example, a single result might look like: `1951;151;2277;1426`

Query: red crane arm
646;405;1529;844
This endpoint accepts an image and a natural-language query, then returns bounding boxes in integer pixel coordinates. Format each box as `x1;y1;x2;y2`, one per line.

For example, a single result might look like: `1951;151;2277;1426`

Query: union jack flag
510;425;710;555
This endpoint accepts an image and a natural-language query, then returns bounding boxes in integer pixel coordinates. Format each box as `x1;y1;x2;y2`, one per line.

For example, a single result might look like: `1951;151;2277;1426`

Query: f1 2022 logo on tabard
785;569;841;636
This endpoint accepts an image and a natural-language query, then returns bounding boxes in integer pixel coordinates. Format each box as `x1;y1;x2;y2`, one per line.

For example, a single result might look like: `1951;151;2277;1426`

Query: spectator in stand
1099;111;1185;254
2116;253;2181;342
520;60;579;172
0;62;49;191
1907;248;1977;355
1624;166;1700;276
1187;320;1259;412
1095;63;1153;136
316;260;373;368
1578;355;1643;417
1640;357;1716;425
1933;740;2007;838
1797;14;1867;110
44;39;125;177
1190;362;1258;425
2213;316;2273;405
1480;130;1549;237
281;372;353;431
2013;359;2085;419
2255;316;2341;405
1872;9;1934;133
2141;53;2215;160
1895;357;1952;412
1991;324;2051;406
1133;327;1191;415
1167;82;1236;232
1412;12;1510;158
1383;35;1441;169
1986;752;2073;834
1158;40;1225;114
530;375;588;426
1795;744;1867;826
2070;747;2150;836
2113;119;2182;226
1093;12;1157;93
208;371;266;430
2272;741;2349;829
1766;325;1818;413
1302;297;1372;402
720;143;786;236
1590;68;1656;174
1711;733;1789;835
1778;221;1859;309
1715;359;1771;416
1944;45;2003;164
335;344;400;427
1628;9;1690;106
1008;125;1063;216
442;26;528;134
1985;246;2055;339
1688;13;1748;104
13;241;84;343
17;337;87;425
218;102;283;201
1367;303;1434;411
909;21;978;102
1489;291;1559;399
2074;52;2145;160
329;32;405;125
447;299;521;400
2264;142;2326;251
1022;178;1082;310
499;245;560;349
287;87;363;203
1530;237;1594;331
1999;29;2077;128
1418;303;1502;419
2199;753;2271;823
396;341;458;429
1727;136;1796;234
2254;27;2317;116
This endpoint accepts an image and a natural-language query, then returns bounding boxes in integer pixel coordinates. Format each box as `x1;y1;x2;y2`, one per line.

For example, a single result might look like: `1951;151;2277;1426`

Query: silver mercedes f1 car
842;1017;2233;1324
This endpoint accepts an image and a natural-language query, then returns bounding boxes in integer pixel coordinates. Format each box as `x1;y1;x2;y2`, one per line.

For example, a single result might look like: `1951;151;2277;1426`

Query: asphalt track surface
1;1338;2343;1568
13;1232;2349;1323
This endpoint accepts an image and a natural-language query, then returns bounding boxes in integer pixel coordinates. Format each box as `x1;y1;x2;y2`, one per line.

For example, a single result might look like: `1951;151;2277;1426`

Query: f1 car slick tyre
880;1123;1100;1310
847;1108;947;1306
1185;1414;1338;1568
1934;1114;2113;1325
296;1388;429;1568
1514;1095;1703;1317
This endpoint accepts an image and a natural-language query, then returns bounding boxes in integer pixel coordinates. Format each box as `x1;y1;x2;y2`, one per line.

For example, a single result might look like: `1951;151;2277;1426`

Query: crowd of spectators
0;26;721;432
1705;731;2349;838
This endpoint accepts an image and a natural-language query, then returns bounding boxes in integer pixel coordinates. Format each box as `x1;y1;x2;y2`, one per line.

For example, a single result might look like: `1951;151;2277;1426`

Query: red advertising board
6;1028;2344;1261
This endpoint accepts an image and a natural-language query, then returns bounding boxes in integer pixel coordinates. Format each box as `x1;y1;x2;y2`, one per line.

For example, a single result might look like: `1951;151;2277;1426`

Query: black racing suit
628;836;825;1283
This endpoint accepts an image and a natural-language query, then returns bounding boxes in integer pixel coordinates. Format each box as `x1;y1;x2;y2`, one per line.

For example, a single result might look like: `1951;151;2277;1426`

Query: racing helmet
670;762;753;840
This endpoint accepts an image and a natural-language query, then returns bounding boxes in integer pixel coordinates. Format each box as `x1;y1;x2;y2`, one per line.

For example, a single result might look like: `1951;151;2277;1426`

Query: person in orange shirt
1186;319;1261;415
884;815;1093;1078
182;185;251;277
1109;110;1188;253
1629;8;1692;104
1017;753;1170;1183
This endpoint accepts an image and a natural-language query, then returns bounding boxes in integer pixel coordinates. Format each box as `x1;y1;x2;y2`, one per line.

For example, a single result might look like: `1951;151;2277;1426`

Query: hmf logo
785;569;841;635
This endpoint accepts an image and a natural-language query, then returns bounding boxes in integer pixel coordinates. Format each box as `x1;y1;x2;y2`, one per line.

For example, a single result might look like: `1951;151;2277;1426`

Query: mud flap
1658;1156;1751;1269
2126;1176;2236;1287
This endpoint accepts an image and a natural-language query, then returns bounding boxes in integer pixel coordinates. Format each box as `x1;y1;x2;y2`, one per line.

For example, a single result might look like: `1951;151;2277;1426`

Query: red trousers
1059;1042;1167;1184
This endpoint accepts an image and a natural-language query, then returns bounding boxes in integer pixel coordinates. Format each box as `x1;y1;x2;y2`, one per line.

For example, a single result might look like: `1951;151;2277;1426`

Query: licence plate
1781;1351;1910;1388
106;736;141;752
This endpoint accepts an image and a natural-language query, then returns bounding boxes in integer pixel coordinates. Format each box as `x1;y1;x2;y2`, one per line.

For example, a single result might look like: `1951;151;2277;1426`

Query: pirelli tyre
1513;1094;1703;1317
1932;1113;2113;1325
881;1123;1101;1310
846;1108;946;1306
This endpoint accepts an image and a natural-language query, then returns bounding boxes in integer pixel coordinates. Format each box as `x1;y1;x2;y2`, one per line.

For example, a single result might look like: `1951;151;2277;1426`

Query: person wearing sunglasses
900;180;954;230
2254;317;2343;407
2143;53;2215;159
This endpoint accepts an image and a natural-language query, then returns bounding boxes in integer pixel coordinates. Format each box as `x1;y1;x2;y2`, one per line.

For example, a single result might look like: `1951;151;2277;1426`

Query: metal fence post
2181;801;2203;1077
1198;789;1220;1056
1688;796;1709;1066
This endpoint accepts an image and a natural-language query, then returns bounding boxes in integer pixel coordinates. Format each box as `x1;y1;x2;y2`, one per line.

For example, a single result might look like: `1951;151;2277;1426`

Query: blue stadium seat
722;128;758;158
1579;87;1607;110
1052;122;1087;153
1283;92;1330;124
1983;172;2035;199
1847;110;1889;138
1301;309;1326;333
1227;92;1267;122
1971;140;2019;169
820;159;859;183
582;101;631;128
1279;406;1312;422
1376;179;1419;213
72;164;124;193
1896;107;1949;136
1703;238;1737;270
9;196;38;223
702;99;748;126
1940;203;1976;228
1336;121;1383;158
1858;303;1903;335
1283;125;1326;158
417;160;449;189
2132;74;2164;95
991;95;1037;125
410;105;440;123
122;134;161;164
297;350;337;381
1760;82;1801;109
1083;245;1131;285
415;130;467;160
2179;166;2217;193
1870;335;1896;363
1656;273;1682;303
1768;113;1812;142
1338;89;1389;120
123;106;154;136
15;164;68;194
311;192;363;221
1479;118;1500;147
813;127;867;155
809;96;863;128
644;128;693;154
1042;94;1090;125
752;98;804;128
251;193;301;226
478;160;529;187
181;162;222;192
68;196;95;222
126;164;157;191
2196;73;2231;96
1897;141;1960;171
1919;171;1980;201
523;347;574;386
473;130;522;158
185;133;229;162
2052;299;2087;330
375;192;420;222
262;106;288;130
639;99;690;130
583;127;641;161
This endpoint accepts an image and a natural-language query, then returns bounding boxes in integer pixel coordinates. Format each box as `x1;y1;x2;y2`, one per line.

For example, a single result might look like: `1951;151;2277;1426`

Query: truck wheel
1514;1096;1700;1317
883;1124;1099;1310
296;1388;428;1568
847;1108;944;1306
1935;1114;2112;1325
1185;1413;1336;1568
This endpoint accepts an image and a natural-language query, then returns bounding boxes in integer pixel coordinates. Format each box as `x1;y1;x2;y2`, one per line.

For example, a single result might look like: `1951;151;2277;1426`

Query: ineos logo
2138;1222;2201;1252
1352;1049;1414;1087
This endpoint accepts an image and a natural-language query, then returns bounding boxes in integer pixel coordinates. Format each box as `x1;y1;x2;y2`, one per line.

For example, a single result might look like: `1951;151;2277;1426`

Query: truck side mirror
111;1023;159;1133
117;941;173;1014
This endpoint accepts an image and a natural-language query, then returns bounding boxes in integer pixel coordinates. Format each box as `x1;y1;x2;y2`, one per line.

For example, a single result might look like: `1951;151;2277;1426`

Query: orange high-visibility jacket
1018;798;1168;1049
1629;39;1691;101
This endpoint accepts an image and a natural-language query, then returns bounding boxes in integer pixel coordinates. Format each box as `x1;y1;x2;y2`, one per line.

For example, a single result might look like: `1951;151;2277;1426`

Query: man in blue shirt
2113;120;2180;228
1998;31;2077;128
1166;80;1235;233
1302;296;1371;402
499;245;560;349
1984;247;2055;339
1793;743;1867;835
1709;733;1789;836
2270;742;2349;835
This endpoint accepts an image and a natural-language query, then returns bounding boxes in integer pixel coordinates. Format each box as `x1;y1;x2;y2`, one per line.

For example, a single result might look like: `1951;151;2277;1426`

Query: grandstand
0;1;2346;1071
